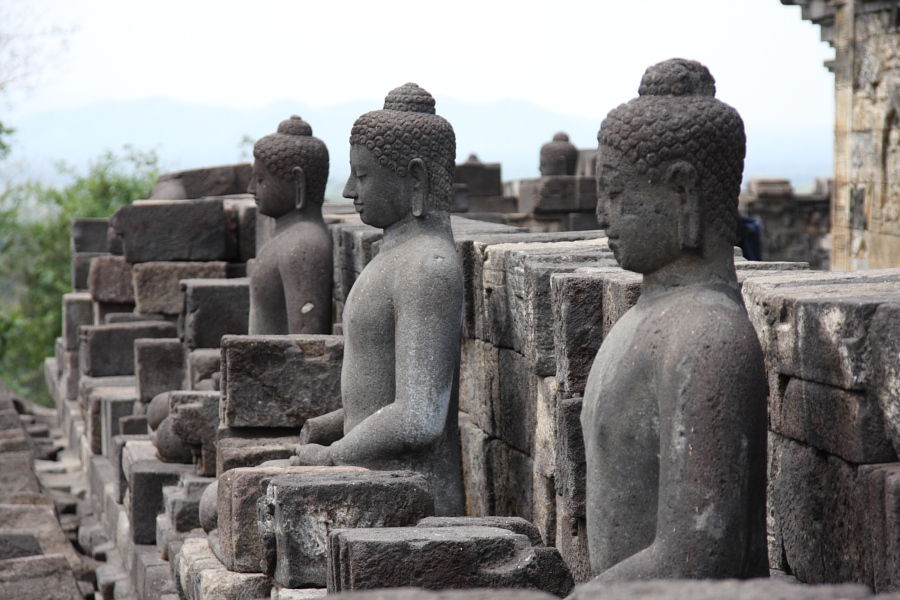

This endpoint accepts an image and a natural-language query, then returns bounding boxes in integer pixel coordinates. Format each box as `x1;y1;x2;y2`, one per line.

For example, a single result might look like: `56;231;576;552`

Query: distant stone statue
539;132;578;176
247;115;333;335
288;83;465;516
581;59;768;581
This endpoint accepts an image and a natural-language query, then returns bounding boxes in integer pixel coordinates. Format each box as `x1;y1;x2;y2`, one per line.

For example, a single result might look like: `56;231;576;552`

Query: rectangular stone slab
135;338;186;404
111;198;228;263
70;217;109;253
88;255;135;304
128;459;196;544
216;465;367;574
265;469;434;588
132;261;228;315
0;555;82;600
62;293;94;351
180;278;249;349
221;335;343;428
79;322;177;377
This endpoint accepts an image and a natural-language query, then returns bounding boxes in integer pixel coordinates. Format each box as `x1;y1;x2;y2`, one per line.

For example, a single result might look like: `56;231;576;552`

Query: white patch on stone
301;302;314;314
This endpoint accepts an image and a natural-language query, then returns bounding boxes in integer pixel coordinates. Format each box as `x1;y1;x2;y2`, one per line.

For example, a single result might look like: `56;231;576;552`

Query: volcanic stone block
181;278;249;349
555;396;586;519
71;252;108;291
217;466;366;574
261;469;434;587
187;349;221;389
164;476;214;533
111;198;228;263
458;413;493;517
79;322;176;377
132;261;229;315
769;433;867;584
495;349;537;454
870;302;900;456
135;545;177;598
0;555;83;600
71;217;109;253
551;271;607;398
113;435;150;502
174;535;272;600
234;198;257;263
88;255;135;304
0;533;42;560
534;376;558;479
416;516;543;547
0;504;82;570
128;458;195;544
326;526;573;596
488;439;534;521
0;452;40;502
134;338;185;404
567;579;876;600
555;498;591;584
221;335;343;428
150;163;252;200
62;293;94;350
454;159;502;197
458;338;498;436
216;434;299;475
774;377;896;464
517;176;597;214
101;390;137;457
86;385;135;455
168;391;219;476
597;268;642;338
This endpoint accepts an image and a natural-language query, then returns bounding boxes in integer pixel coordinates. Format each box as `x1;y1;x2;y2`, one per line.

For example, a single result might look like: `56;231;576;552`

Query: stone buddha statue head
596;58;745;274
540;132;578;177
345;83;456;228
250;115;329;217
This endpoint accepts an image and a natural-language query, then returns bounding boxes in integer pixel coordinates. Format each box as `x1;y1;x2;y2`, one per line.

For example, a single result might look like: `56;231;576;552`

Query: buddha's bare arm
281;243;333;335
293;256;462;467
298;409;345;446
595;304;766;581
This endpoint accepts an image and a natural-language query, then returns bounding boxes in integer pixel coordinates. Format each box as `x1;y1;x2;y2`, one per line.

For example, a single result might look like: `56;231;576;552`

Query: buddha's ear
292;166;307;211
666;161;701;250
408;158;428;218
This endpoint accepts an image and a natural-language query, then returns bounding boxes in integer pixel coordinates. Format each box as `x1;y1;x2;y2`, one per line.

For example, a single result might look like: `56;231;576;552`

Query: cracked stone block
262;469;433;587
458;338;498;437
870;302;900;457
132;261;229;315
111;198;229;263
135;338;186;404
181;278;249;349
326;526;573;596
488;439;534;522
458;413;492;517
221;335;342;428
88;255;135;304
79;322;176;377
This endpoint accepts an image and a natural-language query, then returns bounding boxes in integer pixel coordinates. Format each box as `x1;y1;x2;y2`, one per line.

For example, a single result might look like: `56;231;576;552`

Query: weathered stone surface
772;377;896;464
132;261;229;315
71;251;108;291
112;434;148;502
568;578;876;600
0;533;42;559
870;302;900;456
458;338;498;437
79;322;176;377
556;499;592;584
135;338;186;404
198;567;271;600
327;526;573;596
770;433;868;583
416;515;543;546
88;255;135;304
743;270;900;391
458;413;492;517
151;163;252;200
0;504;81;570
93;300;134;324
101;389;137;457
454;155;502;197
221;335;343;428
217;465;366;574
70;217;109;253
216;433;299;476
551;272;604;398
555;396;586;519
488;439;534;521
135;544;177;598
532;471;556;547
262;469;433;587
534;376;557;479
231;197;257;263
181;278;249;349
187;348;221;389
517;176;597;214
174;535;270;600
495;349;537;454
85;385;135;455
0;554;83;600
168;391;219;476
111;198;229;263
62;293;93;351
128;458;195;544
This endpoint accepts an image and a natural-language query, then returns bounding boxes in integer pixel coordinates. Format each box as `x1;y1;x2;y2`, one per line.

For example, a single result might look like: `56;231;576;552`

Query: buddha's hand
290;443;334;466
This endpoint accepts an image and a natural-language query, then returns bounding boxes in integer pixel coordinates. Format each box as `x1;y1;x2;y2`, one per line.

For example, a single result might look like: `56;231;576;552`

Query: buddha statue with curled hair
247;115;333;335
286;83;464;516
581;59;768;581
540;132;578;176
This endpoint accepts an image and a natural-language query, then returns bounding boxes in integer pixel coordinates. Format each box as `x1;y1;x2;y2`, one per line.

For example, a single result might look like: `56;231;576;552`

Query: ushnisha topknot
254;115;329;203
349;83;456;210
598;58;745;244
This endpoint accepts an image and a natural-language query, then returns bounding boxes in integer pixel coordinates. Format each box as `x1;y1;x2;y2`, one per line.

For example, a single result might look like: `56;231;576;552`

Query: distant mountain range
3;97;832;197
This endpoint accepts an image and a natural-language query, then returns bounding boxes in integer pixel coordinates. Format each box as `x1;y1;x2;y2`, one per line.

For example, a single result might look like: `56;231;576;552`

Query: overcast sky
8;0;834;127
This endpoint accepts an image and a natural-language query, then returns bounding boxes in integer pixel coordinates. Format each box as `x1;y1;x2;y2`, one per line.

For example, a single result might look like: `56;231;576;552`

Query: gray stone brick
555;499;591;584
79;322;176;377
168;391;219;476
88;255;135;304
111;198;229;263
128;458;195;544
221;335;342;428
457;413;492;517
458;338;498;436
517;176;597;214
488;438;534;522
70;217;109;253
0;555;82;600
215;433;299;476
132;261;228;315
71;251;108;291
181;278;249;349
150;164;251;200
62;293;93;350
555;396;586;519
870;302;900;456
135;338;185;404
187;349;221;389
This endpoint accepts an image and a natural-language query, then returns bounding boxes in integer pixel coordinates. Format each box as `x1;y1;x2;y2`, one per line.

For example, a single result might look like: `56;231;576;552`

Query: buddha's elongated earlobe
408;158;428;217
667;161;702;250
292;166;307;211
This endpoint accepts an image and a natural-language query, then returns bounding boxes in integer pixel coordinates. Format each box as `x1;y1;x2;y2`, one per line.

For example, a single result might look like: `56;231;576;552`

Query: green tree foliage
0;146;160;405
